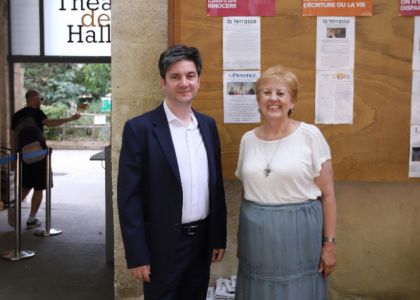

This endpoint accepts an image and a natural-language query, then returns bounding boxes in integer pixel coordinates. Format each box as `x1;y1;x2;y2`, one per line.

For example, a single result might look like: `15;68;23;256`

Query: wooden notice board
169;0;418;182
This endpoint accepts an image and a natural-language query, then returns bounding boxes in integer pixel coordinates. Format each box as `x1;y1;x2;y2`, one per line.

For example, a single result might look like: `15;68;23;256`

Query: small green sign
101;97;111;112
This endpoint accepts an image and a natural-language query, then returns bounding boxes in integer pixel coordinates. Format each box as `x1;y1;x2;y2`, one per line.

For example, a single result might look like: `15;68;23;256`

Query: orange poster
302;0;372;16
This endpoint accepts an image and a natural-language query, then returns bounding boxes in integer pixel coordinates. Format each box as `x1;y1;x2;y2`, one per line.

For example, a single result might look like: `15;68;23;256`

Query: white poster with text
410;71;420;124
315;70;354;124
223;17;260;70
316;17;355;70
224;70;260;123
44;0;111;56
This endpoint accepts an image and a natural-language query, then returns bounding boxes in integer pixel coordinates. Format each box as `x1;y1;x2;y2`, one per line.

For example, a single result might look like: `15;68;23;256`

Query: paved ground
0;150;114;300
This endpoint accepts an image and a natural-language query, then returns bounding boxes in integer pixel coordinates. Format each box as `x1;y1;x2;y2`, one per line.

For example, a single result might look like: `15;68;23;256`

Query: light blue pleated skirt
235;199;328;300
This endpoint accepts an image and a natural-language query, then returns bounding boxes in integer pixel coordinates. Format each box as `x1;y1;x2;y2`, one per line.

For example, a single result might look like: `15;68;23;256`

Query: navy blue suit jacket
117;104;227;274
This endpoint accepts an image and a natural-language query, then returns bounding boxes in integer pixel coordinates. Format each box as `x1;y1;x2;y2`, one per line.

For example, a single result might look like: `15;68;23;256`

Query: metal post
62;124;66;141
105;145;114;264
2;152;35;261
35;148;62;237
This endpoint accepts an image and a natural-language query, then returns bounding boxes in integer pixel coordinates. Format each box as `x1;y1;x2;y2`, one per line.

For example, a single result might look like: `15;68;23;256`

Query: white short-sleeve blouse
235;122;331;204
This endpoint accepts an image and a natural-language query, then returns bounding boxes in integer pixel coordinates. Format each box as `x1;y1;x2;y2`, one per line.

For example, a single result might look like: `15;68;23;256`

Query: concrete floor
0;150;114;300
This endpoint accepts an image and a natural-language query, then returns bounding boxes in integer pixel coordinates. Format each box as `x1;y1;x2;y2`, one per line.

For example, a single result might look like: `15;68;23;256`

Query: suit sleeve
117;120;150;268
210;119;227;249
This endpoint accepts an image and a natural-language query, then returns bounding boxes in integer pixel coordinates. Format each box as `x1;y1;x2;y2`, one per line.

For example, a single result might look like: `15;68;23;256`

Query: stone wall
111;0;168;298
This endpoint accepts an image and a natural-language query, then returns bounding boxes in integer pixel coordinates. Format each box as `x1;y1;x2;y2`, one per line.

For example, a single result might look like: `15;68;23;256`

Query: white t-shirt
235;122;331;204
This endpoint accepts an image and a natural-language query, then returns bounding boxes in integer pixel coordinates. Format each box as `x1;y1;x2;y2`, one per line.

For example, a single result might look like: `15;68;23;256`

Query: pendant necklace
263;120;289;177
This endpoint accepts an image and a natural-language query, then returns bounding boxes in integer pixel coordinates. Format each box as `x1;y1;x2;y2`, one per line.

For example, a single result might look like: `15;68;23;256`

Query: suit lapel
196;113;216;185
151;105;216;187
152;105;182;185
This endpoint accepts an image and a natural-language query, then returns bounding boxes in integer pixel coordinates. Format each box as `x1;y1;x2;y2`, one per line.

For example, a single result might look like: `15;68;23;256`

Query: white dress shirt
164;101;210;224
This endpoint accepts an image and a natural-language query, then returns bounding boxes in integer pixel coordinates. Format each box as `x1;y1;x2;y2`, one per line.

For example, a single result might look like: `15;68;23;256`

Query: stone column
111;1;168;298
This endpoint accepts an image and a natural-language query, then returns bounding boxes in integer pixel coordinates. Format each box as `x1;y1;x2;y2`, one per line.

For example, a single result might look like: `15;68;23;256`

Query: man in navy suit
117;45;227;300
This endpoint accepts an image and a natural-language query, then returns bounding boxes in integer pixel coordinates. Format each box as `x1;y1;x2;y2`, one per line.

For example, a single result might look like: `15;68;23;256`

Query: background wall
331;181;420;299
171;0;415;182
111;0;420;299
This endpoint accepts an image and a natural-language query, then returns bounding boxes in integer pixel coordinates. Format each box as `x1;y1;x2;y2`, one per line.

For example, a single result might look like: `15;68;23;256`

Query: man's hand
130;265;151;282
70;113;81;121
212;248;225;262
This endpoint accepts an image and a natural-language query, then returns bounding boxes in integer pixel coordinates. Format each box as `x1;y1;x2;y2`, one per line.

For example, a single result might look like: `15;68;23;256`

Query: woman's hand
319;242;336;277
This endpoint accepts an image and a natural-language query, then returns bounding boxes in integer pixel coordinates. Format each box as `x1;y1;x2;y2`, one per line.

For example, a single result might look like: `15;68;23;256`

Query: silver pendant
264;167;271;177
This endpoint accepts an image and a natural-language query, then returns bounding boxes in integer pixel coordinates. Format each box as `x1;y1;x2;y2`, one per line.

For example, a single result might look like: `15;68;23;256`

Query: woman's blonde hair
256;65;299;102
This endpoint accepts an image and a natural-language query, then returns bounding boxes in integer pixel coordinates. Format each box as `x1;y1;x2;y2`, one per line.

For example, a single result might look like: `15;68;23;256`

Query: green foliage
41;102;69;119
22;63;111;142
80;64;112;98
22;63;111;105
41;101;110;141
84;100;103;114
41;103;69;140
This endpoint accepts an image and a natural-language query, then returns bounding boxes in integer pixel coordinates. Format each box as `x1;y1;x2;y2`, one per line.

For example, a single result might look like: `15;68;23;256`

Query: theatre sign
10;0;111;58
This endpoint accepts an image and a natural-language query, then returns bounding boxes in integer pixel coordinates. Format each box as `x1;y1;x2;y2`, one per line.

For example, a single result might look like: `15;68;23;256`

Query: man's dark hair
158;45;202;79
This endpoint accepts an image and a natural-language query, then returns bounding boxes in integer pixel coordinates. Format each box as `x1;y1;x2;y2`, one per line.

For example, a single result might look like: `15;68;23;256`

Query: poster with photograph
207;0;275;17
400;0;420;16
224;70;260;123
303;0;372;16
315;70;354;124
409;125;420;177
223;17;260;70
316;17;355;70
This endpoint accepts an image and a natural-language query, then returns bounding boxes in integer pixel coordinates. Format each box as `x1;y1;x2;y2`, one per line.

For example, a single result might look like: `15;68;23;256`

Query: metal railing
45;124;110;141
1;148;62;261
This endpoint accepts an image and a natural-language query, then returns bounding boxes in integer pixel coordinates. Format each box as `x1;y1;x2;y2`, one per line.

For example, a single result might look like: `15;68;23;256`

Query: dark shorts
22;158;47;190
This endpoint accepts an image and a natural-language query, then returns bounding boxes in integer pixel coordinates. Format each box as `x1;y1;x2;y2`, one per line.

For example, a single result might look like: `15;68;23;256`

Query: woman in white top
235;65;337;300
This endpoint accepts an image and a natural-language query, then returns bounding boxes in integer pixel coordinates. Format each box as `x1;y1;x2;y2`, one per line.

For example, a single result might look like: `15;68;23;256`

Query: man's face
160;60;200;107
28;93;42;109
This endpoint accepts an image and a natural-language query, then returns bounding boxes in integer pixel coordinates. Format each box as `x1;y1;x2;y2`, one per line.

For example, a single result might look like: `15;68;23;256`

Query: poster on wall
223;17;260;70
315;70;354;124
43;0;111;56
224;70;260;123
302;0;372;16
410;71;420;124
316;17;355;70
207;0;275;16
409;125;420;177
400;0;420;16
412;17;420;70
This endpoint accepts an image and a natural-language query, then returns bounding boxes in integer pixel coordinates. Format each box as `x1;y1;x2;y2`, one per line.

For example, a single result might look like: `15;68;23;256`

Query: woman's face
257;77;295;120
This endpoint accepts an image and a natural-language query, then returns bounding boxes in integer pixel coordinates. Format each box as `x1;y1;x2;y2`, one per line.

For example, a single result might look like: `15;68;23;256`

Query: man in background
11;89;80;229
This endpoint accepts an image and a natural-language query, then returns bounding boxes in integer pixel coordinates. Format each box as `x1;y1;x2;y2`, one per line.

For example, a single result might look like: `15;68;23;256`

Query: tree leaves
22;63;111;106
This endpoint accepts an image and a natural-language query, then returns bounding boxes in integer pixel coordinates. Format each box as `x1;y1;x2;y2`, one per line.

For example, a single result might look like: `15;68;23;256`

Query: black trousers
143;223;211;300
